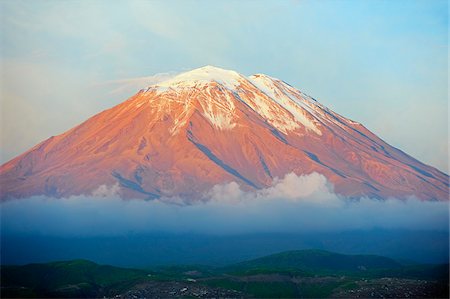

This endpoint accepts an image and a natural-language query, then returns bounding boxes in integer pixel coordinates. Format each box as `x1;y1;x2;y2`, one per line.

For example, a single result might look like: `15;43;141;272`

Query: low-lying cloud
1;173;448;236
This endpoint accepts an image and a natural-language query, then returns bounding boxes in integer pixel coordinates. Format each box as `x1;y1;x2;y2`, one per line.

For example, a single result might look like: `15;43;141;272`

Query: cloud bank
1;173;448;236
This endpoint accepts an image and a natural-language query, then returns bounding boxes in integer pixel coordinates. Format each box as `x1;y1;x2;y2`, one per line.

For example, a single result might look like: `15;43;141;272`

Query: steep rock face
1;66;448;200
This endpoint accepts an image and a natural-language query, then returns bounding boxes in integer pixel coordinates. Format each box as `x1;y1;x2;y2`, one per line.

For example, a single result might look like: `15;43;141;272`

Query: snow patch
139;66;327;134
249;75;322;135
197;89;236;130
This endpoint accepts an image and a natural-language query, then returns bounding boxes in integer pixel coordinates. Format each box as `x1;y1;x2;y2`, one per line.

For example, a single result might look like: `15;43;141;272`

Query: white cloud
94;72;178;95
1;173;448;236
91;183;121;197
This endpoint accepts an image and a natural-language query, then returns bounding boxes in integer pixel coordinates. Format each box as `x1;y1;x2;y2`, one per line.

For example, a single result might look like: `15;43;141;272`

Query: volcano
1;66;448;201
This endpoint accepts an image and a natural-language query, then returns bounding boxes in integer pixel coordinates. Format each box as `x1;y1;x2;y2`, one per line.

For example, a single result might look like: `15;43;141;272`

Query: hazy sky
0;0;448;172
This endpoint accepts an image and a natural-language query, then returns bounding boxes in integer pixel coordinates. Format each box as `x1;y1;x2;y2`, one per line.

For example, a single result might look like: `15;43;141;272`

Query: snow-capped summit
1;66;448;201
155;65;244;90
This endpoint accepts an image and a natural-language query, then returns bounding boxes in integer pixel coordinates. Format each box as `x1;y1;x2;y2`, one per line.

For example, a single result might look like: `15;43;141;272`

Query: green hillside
1;250;448;298
1;259;149;298
225;249;402;274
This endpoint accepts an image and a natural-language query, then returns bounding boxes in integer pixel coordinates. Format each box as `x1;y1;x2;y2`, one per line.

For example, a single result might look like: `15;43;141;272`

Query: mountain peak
155;65;244;90
195;65;234;72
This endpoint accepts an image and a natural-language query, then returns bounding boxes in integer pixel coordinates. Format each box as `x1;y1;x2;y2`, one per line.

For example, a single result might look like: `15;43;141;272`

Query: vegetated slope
1;66;448;201
225;249;403;273
2;250;448;298
1;260;147;298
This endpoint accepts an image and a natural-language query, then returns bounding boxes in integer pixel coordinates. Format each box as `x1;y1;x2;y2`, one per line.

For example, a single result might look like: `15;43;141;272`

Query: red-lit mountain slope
1;66;448;201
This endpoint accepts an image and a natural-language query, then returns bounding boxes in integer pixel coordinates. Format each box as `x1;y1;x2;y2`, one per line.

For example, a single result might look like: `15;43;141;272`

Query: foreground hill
1;260;146;298
2;249;448;298
1;66;448;201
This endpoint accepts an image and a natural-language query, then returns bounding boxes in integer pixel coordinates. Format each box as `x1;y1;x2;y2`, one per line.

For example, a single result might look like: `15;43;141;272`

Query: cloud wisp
1;173;448;237
93;71;179;95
